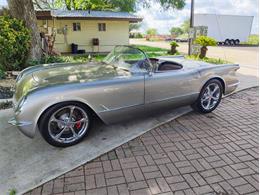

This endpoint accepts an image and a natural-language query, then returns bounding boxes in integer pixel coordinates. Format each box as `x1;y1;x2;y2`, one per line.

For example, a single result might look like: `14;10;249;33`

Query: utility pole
188;0;194;55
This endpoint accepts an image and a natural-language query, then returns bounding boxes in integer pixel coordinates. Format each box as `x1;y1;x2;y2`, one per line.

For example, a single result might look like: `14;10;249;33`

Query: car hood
14;61;128;102
31;62;119;85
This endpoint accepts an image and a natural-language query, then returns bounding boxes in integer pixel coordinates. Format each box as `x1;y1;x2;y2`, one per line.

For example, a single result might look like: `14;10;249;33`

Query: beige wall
37;19;130;53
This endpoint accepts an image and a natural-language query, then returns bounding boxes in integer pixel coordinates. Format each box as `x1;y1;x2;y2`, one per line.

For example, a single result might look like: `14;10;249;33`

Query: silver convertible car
9;46;239;147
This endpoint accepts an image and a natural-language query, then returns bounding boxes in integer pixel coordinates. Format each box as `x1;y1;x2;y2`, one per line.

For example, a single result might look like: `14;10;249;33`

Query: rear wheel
39;102;91;147
193;79;223;113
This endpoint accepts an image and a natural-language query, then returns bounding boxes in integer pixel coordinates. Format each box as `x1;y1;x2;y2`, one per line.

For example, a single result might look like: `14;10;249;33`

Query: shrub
247;35;259;45
134;33;143;38
169;41;179;54
170;41;179;47
0;16;30;71
194;36;217;47
0;67;5;79
194;36;217;58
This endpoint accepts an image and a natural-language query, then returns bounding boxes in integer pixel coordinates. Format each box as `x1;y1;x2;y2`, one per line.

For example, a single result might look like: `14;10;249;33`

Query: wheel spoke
70;127;78;138
206;86;211;95
211;85;219;95
55;127;67;139
71;118;88;124
51;116;65;126
205;99;211;109
202;95;209;102
212;96;219;101
69;106;75;120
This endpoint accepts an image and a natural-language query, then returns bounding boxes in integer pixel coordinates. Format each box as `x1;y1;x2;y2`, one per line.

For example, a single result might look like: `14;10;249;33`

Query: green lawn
186;55;231;64
132;45;168;52
27;45;230;66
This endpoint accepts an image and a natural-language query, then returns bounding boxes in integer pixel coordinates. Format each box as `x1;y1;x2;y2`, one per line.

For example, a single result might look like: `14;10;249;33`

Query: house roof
36;10;142;22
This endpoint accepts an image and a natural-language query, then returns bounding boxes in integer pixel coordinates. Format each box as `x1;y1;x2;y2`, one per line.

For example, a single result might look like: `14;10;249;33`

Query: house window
73;23;81;31
98;23;106;31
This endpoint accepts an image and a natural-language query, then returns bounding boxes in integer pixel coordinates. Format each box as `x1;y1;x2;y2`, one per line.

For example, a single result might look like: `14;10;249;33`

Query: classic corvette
9;46;239;147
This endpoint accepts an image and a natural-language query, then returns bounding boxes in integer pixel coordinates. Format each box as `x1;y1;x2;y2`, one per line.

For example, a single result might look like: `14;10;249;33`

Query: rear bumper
8;117;34;138
225;81;240;95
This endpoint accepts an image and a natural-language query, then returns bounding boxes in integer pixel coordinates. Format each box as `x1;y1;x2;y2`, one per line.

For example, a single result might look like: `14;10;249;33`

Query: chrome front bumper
8;117;34;138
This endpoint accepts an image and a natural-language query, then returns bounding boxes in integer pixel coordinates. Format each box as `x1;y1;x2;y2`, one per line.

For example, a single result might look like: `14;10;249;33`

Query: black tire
192;79;223;113
224;39;230;45
235;39;240;45
39;102;92;147
230;39;235;45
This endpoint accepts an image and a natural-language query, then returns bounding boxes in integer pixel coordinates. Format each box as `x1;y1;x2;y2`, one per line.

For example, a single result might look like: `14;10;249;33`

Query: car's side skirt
98;92;199;124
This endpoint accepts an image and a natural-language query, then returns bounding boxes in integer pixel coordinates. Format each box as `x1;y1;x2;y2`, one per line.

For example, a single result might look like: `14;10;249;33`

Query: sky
137;0;259;34
0;0;259;34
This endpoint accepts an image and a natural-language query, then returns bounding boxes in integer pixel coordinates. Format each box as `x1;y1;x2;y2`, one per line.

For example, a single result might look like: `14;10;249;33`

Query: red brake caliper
75;121;81;129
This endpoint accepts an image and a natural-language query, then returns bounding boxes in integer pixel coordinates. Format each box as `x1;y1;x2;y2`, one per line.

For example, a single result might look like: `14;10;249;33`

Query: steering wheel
137;59;151;70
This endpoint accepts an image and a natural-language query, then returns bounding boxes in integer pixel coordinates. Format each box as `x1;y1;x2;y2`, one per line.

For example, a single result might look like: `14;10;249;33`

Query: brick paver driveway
26;88;259;195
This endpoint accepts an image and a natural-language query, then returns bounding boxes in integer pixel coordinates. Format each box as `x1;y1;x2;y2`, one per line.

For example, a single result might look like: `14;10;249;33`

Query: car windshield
103;46;148;71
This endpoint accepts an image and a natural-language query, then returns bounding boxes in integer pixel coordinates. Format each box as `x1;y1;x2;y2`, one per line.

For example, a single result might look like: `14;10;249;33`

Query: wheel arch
201;77;226;94
36;100;104;127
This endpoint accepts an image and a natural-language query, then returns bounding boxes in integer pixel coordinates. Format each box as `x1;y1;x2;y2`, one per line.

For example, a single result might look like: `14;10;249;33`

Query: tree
194;36;217;58
8;0;42;60
146;28;157;36
33;0;65;9
170;27;183;37
63;0;185;12
129;23;141;32
181;19;190;34
0;6;10;16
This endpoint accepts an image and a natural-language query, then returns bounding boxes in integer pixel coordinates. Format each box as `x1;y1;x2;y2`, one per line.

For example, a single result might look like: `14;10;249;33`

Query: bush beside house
0;16;31;71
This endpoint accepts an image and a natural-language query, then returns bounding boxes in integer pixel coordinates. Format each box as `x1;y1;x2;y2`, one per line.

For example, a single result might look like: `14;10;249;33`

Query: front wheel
39;102;91;147
193;79;223;113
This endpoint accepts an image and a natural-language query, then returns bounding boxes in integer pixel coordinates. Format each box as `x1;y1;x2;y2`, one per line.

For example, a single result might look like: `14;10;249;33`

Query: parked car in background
9;46;239;147
173;37;189;42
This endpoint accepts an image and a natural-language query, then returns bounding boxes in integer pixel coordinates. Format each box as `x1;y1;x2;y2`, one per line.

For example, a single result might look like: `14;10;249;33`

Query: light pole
188;0;194;55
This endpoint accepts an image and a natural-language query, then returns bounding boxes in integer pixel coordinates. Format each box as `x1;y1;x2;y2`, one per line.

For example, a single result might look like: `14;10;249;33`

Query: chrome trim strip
147;92;199;104
99;103;143;113
8;117;32;127
227;81;240;88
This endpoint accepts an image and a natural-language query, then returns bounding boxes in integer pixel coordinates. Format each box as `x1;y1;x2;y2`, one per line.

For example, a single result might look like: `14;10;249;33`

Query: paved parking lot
26;88;259;195
130;39;259;68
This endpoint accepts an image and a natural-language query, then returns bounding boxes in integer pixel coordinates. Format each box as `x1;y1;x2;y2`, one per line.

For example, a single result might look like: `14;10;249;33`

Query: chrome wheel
201;83;221;110
48;105;89;144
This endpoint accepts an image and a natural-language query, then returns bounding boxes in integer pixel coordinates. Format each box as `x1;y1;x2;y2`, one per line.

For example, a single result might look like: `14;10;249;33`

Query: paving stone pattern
26;88;259;195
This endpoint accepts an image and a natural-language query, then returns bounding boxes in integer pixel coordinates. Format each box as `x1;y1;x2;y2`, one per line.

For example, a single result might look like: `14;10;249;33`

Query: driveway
130;39;259;90
26;87;259;195
0;40;258;194
0;103;191;194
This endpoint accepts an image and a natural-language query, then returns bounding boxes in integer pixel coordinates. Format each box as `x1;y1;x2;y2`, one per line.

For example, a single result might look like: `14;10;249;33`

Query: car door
96;46;148;123
145;66;200;110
